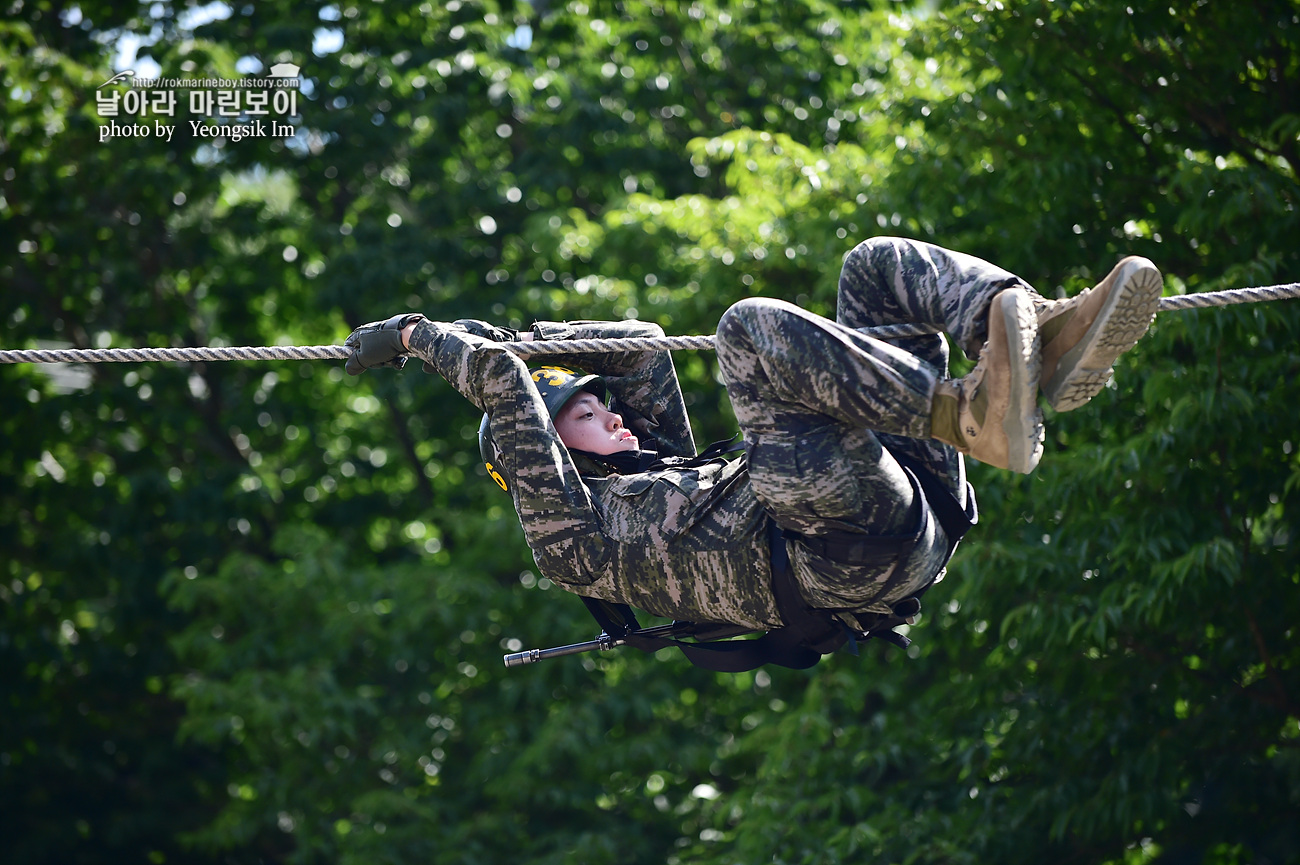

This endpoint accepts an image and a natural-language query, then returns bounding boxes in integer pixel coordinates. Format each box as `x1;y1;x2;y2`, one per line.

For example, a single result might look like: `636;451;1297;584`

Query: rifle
503;619;754;668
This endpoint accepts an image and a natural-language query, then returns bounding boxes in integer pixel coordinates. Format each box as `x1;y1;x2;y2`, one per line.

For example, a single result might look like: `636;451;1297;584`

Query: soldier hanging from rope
343;237;1163;666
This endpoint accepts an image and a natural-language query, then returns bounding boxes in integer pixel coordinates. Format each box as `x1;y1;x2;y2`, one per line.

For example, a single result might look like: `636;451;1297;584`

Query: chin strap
570;435;746;476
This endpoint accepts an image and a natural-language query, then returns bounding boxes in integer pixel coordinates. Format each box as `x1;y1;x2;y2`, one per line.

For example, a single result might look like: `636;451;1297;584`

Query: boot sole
998;290;1045;474
1042;257;1162;412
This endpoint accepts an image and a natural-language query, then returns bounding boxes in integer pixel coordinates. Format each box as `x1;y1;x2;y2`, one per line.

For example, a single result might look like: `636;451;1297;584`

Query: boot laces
1033;289;1089;325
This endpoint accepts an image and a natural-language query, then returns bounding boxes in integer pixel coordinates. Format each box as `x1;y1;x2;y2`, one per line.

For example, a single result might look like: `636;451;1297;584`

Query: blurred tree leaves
2;1;1297;864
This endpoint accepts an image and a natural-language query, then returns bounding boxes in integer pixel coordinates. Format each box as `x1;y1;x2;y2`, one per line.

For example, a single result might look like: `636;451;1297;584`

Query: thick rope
2;281;1298;365
0;343;352;365
1150;281;1300;310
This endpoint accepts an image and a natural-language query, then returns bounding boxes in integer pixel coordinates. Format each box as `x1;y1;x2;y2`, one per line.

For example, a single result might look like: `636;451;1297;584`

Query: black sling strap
580;596;815;673
835;454;979;647
889;452;978;557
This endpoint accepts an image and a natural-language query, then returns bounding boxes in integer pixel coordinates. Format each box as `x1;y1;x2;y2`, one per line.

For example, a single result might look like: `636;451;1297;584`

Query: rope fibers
2;281;1298;366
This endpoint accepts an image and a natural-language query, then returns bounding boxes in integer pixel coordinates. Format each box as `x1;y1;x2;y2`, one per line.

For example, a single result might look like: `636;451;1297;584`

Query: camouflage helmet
478;366;606;493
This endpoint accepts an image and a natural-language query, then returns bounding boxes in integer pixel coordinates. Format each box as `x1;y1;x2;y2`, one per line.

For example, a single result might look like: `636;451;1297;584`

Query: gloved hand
453;319;520;342
344;313;426;376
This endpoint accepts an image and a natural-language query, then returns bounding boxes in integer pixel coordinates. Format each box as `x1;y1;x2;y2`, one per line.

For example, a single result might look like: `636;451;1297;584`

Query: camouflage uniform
408;237;1036;631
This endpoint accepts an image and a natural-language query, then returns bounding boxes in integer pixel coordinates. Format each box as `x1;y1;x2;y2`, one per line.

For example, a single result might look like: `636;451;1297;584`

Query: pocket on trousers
748;428;866;521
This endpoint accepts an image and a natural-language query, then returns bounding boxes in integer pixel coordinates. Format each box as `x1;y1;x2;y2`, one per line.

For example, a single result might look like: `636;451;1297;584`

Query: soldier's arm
404;319;609;585
523;320;697;458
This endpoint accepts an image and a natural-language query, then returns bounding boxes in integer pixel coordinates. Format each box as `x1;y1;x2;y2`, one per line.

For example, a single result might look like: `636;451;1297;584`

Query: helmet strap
568;445;659;476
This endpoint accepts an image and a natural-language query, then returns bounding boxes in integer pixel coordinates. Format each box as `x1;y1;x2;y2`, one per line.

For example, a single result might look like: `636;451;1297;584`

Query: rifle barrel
503;634;623;667
502;622;756;668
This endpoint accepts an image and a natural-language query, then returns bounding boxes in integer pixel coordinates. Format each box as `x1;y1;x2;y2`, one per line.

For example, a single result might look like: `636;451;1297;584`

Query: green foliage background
2;1;1298;863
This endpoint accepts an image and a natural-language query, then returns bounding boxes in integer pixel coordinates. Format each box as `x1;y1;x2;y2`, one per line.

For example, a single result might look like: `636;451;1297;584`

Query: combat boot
1038;256;1162;411
931;288;1044;474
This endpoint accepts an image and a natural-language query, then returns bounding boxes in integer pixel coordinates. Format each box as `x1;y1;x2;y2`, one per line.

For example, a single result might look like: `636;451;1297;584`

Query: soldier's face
554;393;639;455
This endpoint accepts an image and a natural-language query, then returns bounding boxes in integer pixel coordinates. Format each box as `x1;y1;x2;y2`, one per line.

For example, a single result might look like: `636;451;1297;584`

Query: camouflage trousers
715;236;1037;615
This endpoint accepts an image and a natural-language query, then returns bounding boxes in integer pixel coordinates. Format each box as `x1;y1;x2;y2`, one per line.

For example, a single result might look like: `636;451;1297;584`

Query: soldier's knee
717;296;798;342
716;299;762;361
718;298;807;370
718;297;768;331
841;236;902;274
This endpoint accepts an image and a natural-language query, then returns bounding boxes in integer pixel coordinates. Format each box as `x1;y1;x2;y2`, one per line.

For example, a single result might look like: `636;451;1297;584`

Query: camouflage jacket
409;318;785;629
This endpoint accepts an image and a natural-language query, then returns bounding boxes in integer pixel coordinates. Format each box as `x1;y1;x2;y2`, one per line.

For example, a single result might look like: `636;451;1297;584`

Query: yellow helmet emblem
531;366;577;387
